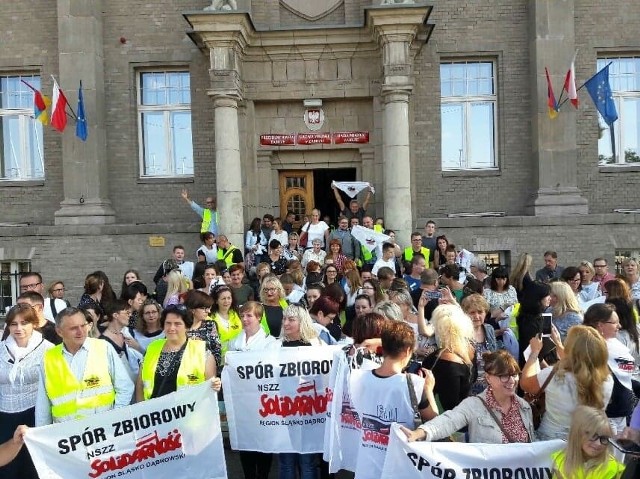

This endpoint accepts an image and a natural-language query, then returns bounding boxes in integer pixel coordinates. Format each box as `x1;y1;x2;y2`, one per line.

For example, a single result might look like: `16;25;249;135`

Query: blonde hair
560;406;613;477
431;304;474;364
280;304;319;343
509;253;532;291
558;326;609;409
578;260;595;277
259;276;286;303
163;270;188;307
461;293;490;314
372;300;404;322
550;281;582;318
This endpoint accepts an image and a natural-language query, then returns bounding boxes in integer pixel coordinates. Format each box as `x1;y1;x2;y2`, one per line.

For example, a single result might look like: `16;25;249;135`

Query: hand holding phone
609;438;640;456
541;313;553;336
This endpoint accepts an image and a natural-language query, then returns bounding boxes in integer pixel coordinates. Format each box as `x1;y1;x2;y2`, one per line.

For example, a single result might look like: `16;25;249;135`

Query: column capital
380;86;412;104
209;92;242;108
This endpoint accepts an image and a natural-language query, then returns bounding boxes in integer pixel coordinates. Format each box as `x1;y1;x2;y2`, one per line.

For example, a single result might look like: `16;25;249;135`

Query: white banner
323;348;378;473
381;424;564;479
223;346;340;453
24;382;227;479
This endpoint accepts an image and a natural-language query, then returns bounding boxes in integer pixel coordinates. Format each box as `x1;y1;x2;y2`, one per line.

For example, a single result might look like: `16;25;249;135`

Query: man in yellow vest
217;235;244;269
181;188;219;235
35;308;134;425
402;232;432;269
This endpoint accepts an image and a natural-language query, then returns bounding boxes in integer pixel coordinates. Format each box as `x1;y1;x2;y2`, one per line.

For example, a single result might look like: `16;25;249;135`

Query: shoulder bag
405;373;423;429
299;222;311;248
477;396;517;443
523;365;557;429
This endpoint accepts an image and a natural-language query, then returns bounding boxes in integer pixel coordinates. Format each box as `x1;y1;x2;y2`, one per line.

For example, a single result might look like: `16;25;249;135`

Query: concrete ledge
416;212;640;229
0;180;45;187
137;176;195;185
0;222;201;237
441;169;500;178
599;165;640;173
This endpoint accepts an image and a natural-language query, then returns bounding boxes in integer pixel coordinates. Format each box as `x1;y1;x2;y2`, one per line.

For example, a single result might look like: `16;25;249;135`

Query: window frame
0;260;31;315
136;69;194;178
0;73;45;181
440;60;499;171
597;57;640;166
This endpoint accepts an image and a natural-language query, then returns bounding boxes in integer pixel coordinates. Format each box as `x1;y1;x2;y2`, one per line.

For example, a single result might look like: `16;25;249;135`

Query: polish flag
563;54;579;109
50;77;68;132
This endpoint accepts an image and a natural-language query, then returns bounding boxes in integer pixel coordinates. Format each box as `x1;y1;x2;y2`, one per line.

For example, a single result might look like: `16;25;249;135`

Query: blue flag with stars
75;81;88;141
584;63;618;126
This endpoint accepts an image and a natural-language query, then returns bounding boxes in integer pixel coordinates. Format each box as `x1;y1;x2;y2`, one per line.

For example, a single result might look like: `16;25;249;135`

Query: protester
582;304;636;437
99;300;144;380
0;426;28;469
135;304;218;401
35;307;134;425
422;304;475;412
228;264;254;306
520;326;613;440
274;304;323;478
209;285;242;364
510;253;534;301
119;270;141;299
461;294;498;394
182;290;222;369
548;281;583;341
227;302;276;479
0;305;53;478
483;266;517;321
350;321;438;479
259;276;288;337
551;406;625;479
126;298;165;353
404;350;534;443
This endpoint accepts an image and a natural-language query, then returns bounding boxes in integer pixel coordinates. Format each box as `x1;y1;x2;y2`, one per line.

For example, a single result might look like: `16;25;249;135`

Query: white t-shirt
536;367;613;441
302;221;330;248
371;257;396;276
196;245;218;264
43;298;69;322
350;370;424;479
269;230;288;247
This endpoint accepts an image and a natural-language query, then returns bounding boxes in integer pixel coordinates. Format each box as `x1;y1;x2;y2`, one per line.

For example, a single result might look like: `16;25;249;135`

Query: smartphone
424;289;442;300
405;360;422;374
541;313;553;336
609;438;640;456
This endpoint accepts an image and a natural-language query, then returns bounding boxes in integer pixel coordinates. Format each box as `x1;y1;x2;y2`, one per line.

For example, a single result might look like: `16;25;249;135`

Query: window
138;70;193;177
0;75;45;180
471;251;511;276
598;58;640;165
440;61;497;170
0;261;31;314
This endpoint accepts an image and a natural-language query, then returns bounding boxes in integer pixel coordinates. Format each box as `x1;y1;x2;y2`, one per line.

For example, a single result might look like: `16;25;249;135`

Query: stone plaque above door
280;0;343;21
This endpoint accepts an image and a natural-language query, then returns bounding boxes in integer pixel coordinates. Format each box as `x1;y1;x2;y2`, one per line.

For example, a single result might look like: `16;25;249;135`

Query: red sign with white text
332;131;369;144
297;133;332;145
260;134;296;146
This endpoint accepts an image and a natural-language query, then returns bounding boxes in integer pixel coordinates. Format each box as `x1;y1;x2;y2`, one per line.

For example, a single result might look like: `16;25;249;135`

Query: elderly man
35;307;134;425
217;235;244;268
332;184;372;223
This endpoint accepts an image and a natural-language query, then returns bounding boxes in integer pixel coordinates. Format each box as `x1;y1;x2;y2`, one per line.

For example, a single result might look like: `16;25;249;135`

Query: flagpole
558;61;614;109
50;74;78;120
610;122;617;162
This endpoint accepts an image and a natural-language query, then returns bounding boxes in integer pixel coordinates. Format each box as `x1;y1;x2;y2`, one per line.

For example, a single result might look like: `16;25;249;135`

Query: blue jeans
278;453;318;479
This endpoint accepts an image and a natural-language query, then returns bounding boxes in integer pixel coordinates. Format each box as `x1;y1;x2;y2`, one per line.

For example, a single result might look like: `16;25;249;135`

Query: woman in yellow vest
259;276;288;337
135;305;219;401
183;290;222;370
209;285;242;365
551;405;625;478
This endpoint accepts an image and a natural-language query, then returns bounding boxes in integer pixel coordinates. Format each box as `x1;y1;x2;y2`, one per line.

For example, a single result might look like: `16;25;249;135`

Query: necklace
108;328;123;336
164;341;185;353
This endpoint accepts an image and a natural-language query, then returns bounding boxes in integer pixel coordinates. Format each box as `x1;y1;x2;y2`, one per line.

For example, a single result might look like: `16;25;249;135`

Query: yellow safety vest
210;311;242;363
141;339;206;401
43;338;116;423
200;209;219;233
551;450;624;479
403;246;430;265
260;299;289;336
217;245;238;267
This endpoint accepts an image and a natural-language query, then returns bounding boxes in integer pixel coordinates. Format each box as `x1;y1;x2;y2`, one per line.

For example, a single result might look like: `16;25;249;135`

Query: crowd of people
1;187;640;479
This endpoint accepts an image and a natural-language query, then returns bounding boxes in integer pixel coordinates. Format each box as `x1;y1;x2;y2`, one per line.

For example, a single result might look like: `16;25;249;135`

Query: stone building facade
1;0;639;306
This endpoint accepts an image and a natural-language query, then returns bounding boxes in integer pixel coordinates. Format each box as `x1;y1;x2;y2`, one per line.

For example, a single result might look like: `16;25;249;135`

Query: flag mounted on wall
76;81;88;141
50;76;69;132
544;67;558;119
563;53;579;108
21;80;51;125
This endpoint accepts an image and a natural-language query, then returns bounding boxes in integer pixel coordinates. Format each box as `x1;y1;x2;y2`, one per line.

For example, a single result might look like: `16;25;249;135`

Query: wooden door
279;171;314;229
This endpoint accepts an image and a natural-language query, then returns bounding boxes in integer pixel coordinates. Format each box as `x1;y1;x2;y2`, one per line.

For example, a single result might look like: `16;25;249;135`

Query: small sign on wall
148;236;165;247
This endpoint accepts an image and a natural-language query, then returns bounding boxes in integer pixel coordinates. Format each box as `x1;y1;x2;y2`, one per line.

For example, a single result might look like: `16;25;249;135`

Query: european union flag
584;63;618;126
76;81;88;141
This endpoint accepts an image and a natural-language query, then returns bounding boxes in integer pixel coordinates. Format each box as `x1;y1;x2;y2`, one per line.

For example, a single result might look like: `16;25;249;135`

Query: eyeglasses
20;282;41;290
588;434;610;445
594;264;607;268
52;288;65;293
496;374;519;383
264;287;277;292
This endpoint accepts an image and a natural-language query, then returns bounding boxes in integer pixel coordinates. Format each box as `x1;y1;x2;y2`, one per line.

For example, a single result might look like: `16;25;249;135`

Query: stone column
185;12;253;248
529;0;588;215
54;0;115;225
369;6;431;246
213;95;244;248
